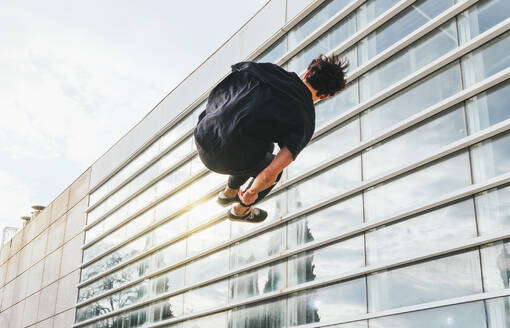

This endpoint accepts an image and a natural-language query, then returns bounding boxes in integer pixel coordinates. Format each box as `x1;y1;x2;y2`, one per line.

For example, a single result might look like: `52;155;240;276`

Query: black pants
227;153;283;206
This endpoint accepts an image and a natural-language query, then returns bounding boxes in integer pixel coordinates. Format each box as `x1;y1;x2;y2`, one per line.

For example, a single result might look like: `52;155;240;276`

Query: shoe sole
228;208;268;223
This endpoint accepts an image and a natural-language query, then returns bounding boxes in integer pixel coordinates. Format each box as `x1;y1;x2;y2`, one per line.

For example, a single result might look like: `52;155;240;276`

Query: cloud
0;170;34;230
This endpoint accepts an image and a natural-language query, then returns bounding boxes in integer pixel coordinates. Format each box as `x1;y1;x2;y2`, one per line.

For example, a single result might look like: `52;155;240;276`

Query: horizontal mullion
276;0;366;65
83;16;510;254
296;289;510;328
310;16;510;141
144;231;510;328
87;127;194;210
346;0;478;82
74;168;510;327
274;68;510;193
78;69;509;288
74;227;510;328
76;117;510;304
81;166;208;251
78;180;226;279
84;150;197;231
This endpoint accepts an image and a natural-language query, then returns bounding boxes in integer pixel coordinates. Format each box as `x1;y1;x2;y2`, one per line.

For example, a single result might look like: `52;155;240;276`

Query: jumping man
194;53;348;223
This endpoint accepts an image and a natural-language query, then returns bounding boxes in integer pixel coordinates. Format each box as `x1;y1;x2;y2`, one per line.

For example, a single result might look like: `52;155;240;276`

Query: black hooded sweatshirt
194;61;315;176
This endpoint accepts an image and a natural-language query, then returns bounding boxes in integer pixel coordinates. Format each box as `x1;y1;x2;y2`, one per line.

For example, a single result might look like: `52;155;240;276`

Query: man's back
195;61;315;166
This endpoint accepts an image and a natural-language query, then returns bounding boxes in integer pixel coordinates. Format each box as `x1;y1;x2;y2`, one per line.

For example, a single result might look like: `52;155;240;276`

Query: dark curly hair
305;53;349;98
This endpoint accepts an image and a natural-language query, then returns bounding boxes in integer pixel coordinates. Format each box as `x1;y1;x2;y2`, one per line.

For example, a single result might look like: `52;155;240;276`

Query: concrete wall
0;169;90;328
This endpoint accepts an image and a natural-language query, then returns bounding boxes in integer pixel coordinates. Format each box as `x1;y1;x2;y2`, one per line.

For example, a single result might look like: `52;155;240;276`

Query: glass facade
74;0;510;327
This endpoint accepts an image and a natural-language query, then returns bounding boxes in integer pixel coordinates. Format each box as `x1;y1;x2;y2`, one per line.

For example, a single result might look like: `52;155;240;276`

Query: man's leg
222;174;251;198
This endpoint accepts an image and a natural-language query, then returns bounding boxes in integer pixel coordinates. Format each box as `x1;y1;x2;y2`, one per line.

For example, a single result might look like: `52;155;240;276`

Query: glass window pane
151;294;183;323
153;239;186;270
287;12;356;74
462;31;510;87
256;37;287;64
458;0;510;44
475;185;510;235
356;0;400;31
230;226;286;270
358;0;455;66
467;80;510;134
230;298;286;328
315;81;359;130
364;151;471;222
288;117;360;179
182;312;228;328
288;155;361;213
486;296;510;328
186;248;229;285
288;236;364;286
229;261;286;302
361;62;462;140
151;267;185;296
287;0;353;50
184;280;229;314
187;219;230;257
369;301;487;328
368;250;482;312
288;194;363;249
480;240;510;292
362;105;467;180
366;199;477;265
287;278;367;326
360;19;458;102
471;132;510;183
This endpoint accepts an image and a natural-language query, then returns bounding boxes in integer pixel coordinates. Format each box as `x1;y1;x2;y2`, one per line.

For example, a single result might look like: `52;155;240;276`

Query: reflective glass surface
184;280;229;314
187;219;230;257
462;31;510;87
364;151;471;222
256;37;287;63
458;0;510;44
366;199;477;265
368;250;482;312
315;81;359;129
288;194;363;249
288;0;353;50
471;132;510;183
288;155;361;213
480;240;510;292
287;278;367;326
288;117;360;179
230;298;286;328
356;0;400;31
183;311;228;328
288;236;364;286
361;63;462;140
360;19;458;102
230;227;286;270
475;185;510;235
229;261;286;302
467;80;510;134
186;249;229;285
288;12;356;74
370;301;487;328
362;105;467;180
358;0;455;66
486;296;510;328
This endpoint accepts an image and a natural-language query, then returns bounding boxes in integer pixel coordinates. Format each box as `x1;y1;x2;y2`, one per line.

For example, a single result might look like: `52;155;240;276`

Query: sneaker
217;190;240;206
228;205;267;223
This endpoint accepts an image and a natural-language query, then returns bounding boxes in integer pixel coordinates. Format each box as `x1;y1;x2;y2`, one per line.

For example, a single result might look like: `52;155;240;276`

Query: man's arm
238;146;294;205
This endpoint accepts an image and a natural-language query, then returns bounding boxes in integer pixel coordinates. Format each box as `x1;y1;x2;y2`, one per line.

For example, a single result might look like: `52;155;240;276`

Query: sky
0;0;267;236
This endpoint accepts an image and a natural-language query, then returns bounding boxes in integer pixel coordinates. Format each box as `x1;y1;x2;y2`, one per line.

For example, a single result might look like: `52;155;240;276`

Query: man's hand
237;146;294;205
238;188;258;205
